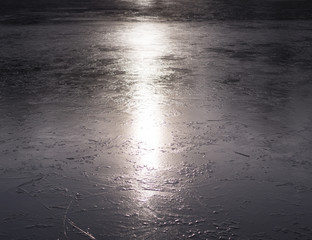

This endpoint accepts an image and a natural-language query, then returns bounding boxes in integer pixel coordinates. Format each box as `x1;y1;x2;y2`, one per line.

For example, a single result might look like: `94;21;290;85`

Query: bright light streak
124;23;168;169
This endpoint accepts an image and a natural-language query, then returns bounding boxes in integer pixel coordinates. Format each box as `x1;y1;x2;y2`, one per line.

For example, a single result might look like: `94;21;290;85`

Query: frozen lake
1;1;312;239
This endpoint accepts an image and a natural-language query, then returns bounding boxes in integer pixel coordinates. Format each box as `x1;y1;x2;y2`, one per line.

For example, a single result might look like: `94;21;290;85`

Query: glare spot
124;23;169;169
136;0;153;7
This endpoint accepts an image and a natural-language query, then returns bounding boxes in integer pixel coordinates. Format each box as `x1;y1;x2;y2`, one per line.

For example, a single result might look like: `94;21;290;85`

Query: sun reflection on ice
133;101;162;169
136;0;153;7
124;23;169;170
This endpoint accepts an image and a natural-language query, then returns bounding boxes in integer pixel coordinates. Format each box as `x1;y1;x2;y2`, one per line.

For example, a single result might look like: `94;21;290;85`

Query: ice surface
1;1;312;239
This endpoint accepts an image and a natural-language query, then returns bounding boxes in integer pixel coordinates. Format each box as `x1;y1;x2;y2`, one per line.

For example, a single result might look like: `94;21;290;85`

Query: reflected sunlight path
123;23;170;170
